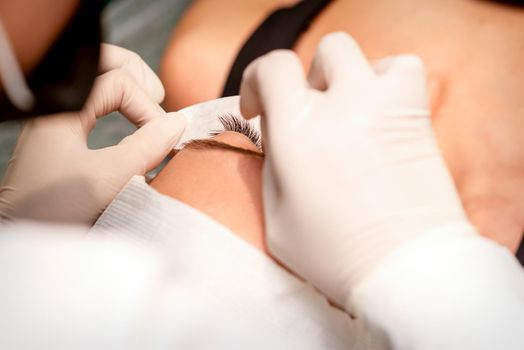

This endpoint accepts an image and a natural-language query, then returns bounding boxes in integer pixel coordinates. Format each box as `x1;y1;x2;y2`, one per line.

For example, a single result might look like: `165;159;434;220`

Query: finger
99;44;165;103
239;50;308;120
307;32;374;91
108;112;186;176
84;68;165;131
379;55;429;109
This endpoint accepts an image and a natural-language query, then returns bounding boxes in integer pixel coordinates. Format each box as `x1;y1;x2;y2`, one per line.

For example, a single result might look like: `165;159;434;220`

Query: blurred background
0;0;192;178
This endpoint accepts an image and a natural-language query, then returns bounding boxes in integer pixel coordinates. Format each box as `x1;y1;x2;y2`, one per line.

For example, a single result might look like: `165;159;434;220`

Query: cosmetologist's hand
240;32;471;310
0;44;186;224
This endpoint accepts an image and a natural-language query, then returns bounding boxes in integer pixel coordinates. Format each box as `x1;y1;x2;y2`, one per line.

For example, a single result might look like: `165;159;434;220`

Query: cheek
150;149;267;253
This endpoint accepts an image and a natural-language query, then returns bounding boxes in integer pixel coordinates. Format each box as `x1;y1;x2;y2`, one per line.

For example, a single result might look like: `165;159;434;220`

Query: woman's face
150;127;266;252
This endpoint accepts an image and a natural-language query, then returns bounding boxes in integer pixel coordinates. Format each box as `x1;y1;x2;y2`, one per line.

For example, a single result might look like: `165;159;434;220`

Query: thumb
109;112;186;176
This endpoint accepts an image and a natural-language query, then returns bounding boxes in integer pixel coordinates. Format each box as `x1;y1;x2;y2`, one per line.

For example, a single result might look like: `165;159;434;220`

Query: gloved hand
240;32;471;309
0;44;186;224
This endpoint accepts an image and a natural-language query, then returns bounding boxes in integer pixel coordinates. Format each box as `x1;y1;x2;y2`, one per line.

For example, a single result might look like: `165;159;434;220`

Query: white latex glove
240;32;470;308
0;44;186;224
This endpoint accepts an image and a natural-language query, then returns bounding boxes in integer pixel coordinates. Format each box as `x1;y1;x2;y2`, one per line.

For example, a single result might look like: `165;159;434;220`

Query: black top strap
221;0;332;97
516;232;524;266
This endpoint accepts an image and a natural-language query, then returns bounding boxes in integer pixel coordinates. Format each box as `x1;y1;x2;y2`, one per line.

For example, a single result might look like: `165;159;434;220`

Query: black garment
0;0;104;122
221;0;332;97
517;237;524;265
489;0;524;6
221;0;524;96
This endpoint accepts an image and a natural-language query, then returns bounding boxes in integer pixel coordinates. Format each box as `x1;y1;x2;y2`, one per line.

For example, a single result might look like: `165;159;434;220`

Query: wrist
346;221;479;316
346;208;469;291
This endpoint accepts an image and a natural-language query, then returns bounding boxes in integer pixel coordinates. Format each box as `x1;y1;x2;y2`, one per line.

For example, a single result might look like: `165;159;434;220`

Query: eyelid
209;114;262;150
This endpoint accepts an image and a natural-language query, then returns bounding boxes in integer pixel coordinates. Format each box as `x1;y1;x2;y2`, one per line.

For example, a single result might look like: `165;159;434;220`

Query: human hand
0;44;186;224
240;32;471;308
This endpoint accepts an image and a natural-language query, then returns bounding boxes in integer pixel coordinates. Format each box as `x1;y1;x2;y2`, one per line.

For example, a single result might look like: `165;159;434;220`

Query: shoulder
159;0;298;110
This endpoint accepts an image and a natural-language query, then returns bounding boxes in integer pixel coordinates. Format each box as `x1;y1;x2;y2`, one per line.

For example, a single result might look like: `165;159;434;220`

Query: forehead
173;96;261;150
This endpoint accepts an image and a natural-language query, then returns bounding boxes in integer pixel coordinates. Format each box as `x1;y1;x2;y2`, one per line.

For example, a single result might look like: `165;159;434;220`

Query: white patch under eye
173;96;261;150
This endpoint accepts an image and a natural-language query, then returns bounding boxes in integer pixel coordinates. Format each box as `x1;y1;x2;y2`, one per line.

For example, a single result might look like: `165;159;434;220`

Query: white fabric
353;224;524;350
0;177;384;349
0;222;170;350
92;175;382;349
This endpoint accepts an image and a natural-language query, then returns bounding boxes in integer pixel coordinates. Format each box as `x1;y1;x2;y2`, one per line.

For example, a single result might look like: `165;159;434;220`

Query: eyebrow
181;139;265;158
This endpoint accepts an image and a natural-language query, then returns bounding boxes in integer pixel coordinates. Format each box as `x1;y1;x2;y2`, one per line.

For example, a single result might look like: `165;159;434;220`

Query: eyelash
210;114;262;149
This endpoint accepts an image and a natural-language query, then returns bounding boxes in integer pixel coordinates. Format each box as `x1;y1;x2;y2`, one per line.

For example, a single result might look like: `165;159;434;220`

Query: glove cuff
346;220;478;316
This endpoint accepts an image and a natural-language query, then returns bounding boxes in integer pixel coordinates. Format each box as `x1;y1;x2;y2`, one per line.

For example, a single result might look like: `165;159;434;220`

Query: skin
160;0;297;110
160;0;524;252
150;131;267;252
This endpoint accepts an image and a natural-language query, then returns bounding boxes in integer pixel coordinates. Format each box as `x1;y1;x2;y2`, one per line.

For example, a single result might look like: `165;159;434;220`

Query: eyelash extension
210;113;262;149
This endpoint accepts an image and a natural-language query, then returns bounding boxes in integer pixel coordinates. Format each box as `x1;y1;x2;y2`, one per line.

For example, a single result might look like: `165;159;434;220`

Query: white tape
173;96;261;149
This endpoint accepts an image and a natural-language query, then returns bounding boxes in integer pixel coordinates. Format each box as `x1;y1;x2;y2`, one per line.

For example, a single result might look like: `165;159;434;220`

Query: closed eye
209;114;262;150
